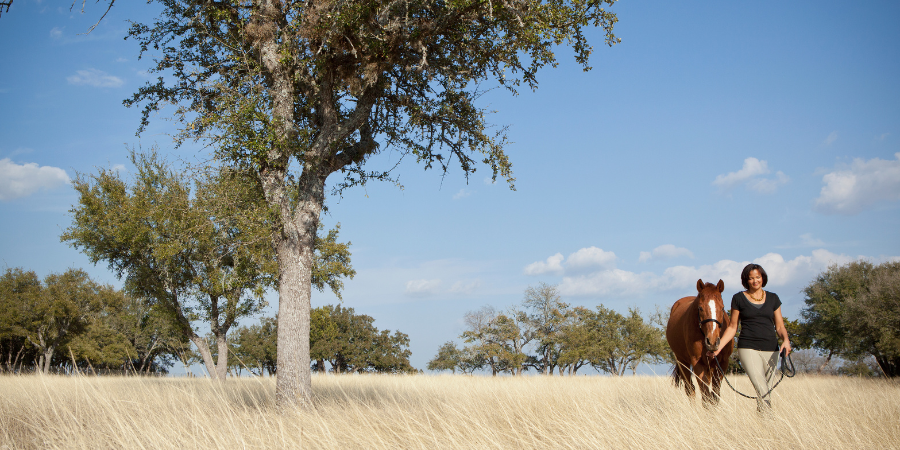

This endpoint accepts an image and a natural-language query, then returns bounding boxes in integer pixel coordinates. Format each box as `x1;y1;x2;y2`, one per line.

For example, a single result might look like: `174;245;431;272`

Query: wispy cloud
449;280;482;295
452;188;473;200
67;68;123;88
824;131;838;146
405;279;442;297
49;27;63;39
799;233;825;247
713;157;789;194
0;158;70;201
814;152;900;215
638;244;694;263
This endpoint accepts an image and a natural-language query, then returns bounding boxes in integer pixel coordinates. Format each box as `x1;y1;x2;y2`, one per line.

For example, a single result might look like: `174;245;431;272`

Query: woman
710;263;791;412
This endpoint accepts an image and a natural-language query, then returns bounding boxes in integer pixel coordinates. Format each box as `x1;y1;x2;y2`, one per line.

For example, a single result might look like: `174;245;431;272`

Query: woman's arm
710;309;739;357
773;307;792;355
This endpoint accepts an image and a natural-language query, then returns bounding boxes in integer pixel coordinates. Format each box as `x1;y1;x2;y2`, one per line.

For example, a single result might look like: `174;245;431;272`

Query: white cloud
814;152;900;215
747;171;789;194
0;158;70;201
452;188;473;200
713;157;788;194
405;279;442;297
639;244;694;263
566;247;617;272
525;247;618;276
876;133;890;142
524;253;565;276
67;69;124;88
557;250;863;298
560;269;654;298
824;131;838;146
49;27;63;39
713;157;769;189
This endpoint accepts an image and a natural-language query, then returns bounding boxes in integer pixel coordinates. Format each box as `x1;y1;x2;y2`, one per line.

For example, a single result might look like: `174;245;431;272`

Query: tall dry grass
1;373;898;449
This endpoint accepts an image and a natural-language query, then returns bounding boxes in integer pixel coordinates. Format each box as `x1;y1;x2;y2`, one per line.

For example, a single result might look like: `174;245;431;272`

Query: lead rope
715;349;795;400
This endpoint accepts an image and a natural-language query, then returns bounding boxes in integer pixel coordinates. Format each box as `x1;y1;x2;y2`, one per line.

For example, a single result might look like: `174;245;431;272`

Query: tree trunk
274;179;324;407
215;332;229;380
875;354;900;377
817;350;834;374
190;335;219;380
41;347;54;374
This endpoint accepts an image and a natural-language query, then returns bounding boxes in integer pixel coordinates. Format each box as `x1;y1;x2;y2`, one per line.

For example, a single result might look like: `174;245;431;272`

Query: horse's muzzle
704;337;721;353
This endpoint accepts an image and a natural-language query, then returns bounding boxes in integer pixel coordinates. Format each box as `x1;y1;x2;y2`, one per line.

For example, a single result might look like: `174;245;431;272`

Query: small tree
523;283;568;375
63;151;354;379
230;317;278;376
427;341;462;373
309;305;415;374
582;305;667;376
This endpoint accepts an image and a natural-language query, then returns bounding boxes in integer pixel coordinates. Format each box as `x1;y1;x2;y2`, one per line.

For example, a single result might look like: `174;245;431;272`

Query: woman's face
747;269;764;291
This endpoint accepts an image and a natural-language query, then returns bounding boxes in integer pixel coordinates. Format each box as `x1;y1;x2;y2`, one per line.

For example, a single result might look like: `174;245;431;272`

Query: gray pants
737;348;778;409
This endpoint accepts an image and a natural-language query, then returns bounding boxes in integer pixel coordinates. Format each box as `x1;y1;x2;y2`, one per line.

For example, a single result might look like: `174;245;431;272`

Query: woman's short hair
741;263;768;289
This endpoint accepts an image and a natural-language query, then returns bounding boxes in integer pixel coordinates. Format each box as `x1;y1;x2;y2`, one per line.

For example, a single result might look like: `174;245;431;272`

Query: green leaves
800;260;900;377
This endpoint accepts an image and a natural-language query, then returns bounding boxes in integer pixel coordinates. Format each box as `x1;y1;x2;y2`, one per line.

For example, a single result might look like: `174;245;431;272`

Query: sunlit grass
1;373;897;449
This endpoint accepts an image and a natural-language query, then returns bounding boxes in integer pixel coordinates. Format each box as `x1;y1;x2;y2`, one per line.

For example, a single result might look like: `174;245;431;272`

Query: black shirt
731;291;782;352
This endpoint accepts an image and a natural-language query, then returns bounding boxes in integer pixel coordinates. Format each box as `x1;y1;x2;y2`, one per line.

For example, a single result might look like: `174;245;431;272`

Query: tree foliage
126;0;621;405
442;284;667;376
231;306;416;375
522;282;567;375
310;304;416;374
427;341;462;373
62;150;354;379
800;260;900;377
0;267;180;374
460;306;532;376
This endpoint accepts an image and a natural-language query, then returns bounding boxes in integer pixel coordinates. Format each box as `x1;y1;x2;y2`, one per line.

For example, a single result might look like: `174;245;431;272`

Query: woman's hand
779;340;792;356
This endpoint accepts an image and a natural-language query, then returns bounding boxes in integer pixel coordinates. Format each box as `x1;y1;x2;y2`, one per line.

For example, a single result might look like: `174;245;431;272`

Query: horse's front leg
695;362;719;407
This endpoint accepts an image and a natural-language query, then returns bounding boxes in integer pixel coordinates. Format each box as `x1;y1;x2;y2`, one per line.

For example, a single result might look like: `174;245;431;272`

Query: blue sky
1;1;899;374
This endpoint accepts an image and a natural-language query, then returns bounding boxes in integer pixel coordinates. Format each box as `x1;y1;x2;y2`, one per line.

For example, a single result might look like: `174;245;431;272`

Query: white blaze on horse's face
708;299;717;331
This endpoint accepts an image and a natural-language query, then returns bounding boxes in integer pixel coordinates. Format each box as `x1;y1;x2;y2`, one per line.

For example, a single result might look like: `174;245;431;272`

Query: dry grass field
1;373;898;449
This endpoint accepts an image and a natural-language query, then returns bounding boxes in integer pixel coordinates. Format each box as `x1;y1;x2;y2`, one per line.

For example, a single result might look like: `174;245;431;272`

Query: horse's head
696;278;726;353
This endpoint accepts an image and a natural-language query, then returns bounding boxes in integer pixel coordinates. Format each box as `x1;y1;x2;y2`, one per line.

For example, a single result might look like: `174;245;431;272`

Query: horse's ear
717;279;725;293
697;279;704;292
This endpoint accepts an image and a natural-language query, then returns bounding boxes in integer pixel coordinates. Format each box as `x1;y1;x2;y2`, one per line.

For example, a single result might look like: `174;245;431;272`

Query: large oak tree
126;0;621;406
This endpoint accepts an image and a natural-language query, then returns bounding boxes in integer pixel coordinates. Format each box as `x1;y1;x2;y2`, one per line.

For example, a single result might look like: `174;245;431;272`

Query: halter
699;318;724;329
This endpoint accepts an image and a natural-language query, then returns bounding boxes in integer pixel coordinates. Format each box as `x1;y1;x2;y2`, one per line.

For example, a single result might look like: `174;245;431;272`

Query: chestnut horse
666;279;733;405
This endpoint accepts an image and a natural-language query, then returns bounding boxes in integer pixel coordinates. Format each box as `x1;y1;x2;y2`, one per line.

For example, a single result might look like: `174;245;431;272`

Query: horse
666;278;733;406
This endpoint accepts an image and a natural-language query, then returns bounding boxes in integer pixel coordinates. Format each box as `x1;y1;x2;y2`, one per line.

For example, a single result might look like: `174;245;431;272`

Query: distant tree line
0;267;186;375
428;283;670;376
0;267;415;376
